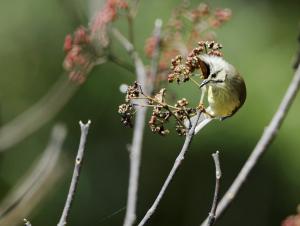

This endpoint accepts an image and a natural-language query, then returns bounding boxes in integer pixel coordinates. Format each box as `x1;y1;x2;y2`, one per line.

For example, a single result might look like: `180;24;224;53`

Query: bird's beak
200;79;210;88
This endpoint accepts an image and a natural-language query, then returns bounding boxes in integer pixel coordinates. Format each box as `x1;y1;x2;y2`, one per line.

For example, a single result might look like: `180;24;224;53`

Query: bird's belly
207;86;239;117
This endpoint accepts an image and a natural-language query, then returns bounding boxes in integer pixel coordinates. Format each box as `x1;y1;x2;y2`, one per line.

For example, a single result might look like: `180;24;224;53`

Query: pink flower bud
64;34;73;52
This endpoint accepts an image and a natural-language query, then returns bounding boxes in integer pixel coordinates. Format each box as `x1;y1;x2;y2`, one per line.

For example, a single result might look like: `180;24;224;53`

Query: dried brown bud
208;50;223;57
118;103;134;127
176;123;187;136
168;73;175;83
176;98;189;107
126;82;140;102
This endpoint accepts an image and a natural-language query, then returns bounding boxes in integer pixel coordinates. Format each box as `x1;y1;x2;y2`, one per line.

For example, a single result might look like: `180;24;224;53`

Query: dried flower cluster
118;82;199;136
119;40;224;135
63;0;129;84
144;2;231;83
168;41;223;83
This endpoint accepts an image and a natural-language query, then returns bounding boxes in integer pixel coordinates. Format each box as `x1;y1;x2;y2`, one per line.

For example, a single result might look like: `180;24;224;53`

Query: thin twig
108;54;135;73
57;120;92;226
207;151;222;226
127;13;134;45
114;26;147;226
129;0;141;18
122;20;163;226
23;219;32;226
189;76;201;88
137;111;202;226
149;19;163;90
200;64;300;226
123;105;147;226
112;28;134;54
126;0;142;45
0;124;66;226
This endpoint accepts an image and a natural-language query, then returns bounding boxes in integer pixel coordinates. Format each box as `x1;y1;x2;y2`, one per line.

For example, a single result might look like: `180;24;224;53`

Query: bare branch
112;28;134;53
149;19;163;88
114;26;147;226
122;20;163;226
107;54;135;73
0;76;77;151
127;11;135;45
0;124;67;226
129;0;141;17
207;151;222;226
57;120;92;226
112;28;148;92
200;64;300;226
137;111;202;226
123;105;147;226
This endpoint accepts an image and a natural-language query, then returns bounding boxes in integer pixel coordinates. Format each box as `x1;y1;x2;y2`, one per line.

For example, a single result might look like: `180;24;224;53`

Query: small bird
190;55;246;133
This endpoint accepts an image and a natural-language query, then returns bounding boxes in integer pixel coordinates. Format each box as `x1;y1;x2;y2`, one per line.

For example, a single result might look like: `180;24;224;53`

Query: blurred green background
0;0;300;225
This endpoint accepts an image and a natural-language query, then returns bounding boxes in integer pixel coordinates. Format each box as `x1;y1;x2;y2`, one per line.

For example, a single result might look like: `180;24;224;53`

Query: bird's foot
197;104;215;118
197;103;206;112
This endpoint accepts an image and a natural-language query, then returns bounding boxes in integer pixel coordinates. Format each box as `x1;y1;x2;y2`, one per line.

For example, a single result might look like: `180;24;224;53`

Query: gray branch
149;19;163;89
200;64;300;226
207;151;222;226
57;120;91;226
113;26;147;226
120;19;163;226
123;105;147;226
137;111;202;226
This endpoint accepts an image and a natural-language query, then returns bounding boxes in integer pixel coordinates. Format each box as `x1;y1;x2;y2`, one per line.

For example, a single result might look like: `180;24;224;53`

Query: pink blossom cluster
63;26;93;84
144;3;232;74
90;0;128;46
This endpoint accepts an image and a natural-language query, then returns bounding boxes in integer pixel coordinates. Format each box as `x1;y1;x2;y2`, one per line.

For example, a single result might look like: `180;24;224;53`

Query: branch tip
79;120;92;127
206;150;222;226
154;18;163;27
23;219;32;226
212;151;221;179
57;120;91;226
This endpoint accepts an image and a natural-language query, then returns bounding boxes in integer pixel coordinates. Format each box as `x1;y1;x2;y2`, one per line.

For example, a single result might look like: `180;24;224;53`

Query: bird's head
199;55;237;88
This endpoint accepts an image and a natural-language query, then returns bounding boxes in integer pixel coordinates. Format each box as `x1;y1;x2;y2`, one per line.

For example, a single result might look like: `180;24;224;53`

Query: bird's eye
211;73;217;78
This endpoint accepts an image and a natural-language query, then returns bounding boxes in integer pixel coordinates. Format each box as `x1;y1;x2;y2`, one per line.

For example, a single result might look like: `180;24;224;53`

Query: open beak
200;79;210;88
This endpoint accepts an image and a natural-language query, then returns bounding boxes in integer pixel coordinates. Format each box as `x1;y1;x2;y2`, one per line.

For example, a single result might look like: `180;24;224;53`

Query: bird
188;54;246;134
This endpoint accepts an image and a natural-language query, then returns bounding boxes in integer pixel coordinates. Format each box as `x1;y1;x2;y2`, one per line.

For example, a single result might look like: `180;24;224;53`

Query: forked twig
207;151;222;226
57;120;91;226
